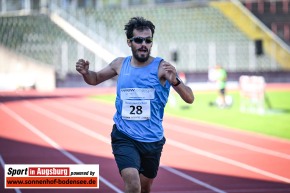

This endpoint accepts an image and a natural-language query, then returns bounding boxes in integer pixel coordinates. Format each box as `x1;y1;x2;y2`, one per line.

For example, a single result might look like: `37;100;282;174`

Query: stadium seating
0;14;87;74
242;0;290;46
63;4;277;72
0;1;283;82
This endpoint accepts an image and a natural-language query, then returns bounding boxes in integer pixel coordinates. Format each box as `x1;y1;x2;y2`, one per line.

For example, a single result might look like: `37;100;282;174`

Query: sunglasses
129;37;153;44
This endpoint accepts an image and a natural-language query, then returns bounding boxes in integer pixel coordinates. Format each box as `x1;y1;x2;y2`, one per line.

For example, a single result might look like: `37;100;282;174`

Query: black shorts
111;124;166;179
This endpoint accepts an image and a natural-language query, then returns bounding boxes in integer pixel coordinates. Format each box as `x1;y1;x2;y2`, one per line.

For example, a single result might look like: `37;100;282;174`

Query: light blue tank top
113;56;171;142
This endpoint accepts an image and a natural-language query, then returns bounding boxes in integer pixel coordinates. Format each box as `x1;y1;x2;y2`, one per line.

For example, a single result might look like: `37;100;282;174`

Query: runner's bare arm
76;58;123;85
159;61;194;104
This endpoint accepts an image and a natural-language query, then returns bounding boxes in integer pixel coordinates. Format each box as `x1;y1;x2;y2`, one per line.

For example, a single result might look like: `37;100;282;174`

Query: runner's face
128;29;152;63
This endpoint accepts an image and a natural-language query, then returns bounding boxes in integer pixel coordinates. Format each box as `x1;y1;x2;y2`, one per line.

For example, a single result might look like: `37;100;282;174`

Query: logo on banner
4;164;99;189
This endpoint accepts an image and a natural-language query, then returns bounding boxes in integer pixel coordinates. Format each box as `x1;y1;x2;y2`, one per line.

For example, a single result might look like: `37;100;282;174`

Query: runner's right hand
76;59;90;75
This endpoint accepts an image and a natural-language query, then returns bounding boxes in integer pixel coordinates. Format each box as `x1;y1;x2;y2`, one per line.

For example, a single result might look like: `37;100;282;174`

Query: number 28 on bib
122;100;150;120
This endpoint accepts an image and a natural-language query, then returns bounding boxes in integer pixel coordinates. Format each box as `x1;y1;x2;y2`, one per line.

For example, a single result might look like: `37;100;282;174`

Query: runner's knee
121;168;141;193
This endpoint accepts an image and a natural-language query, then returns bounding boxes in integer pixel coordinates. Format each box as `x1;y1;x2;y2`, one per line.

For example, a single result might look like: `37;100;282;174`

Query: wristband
173;77;181;86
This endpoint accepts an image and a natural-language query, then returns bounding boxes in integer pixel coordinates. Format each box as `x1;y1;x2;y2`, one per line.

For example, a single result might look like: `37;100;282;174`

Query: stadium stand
242;0;290;46
0;0;290;89
62;3;278;72
0;14;96;73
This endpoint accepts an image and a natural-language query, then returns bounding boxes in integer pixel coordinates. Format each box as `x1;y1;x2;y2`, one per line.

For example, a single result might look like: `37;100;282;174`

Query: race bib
122;100;150;120
120;88;155;120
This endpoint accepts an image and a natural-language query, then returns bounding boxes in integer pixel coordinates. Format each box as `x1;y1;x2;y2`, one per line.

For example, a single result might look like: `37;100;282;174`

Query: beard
132;47;151;63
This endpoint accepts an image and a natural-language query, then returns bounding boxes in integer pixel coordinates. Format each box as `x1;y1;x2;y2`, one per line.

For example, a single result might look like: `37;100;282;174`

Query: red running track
0;87;290;193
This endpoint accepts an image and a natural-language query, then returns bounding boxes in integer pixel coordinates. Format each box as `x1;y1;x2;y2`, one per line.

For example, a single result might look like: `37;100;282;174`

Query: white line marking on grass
0;155;22;193
165;124;290;160
0;104;123;193
167;139;290;184
24;101;227;192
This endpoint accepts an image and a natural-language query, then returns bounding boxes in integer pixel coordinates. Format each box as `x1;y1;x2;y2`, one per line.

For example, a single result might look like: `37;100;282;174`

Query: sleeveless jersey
113;56;171;142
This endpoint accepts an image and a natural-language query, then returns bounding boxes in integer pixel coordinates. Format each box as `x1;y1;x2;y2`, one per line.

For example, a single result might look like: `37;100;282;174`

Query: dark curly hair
124;17;155;39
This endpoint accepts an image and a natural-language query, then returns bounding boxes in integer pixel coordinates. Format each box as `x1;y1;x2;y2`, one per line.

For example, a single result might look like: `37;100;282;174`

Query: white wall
0;46;55;91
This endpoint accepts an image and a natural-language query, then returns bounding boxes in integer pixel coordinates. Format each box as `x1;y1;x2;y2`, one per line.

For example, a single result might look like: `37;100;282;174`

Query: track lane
27;97;290;190
164;116;290;155
39;97;290;182
22;98;212;192
4;101;208;192
1;88;290;193
48;97;289;188
0;102;123;193
164;127;290;181
70;97;290;161
61;97;290;156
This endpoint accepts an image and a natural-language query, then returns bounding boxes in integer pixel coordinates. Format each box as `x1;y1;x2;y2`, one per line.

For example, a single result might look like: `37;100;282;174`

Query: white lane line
164;124;290;160
46;100;114;126
0;155;22;193
168;139;290;184
40;100;290;184
161;165;227;193
72;97;290;145
25;102;111;144
179;117;290;144
0;104;123;193
58;99;290;160
47;99;290;161
24;101;227;193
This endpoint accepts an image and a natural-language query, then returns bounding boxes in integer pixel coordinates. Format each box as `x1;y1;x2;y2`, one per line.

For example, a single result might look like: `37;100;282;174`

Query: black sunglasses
129;37;153;44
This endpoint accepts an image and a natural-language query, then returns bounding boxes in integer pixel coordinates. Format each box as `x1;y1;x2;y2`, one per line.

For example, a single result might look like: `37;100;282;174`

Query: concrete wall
0;46;55;91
